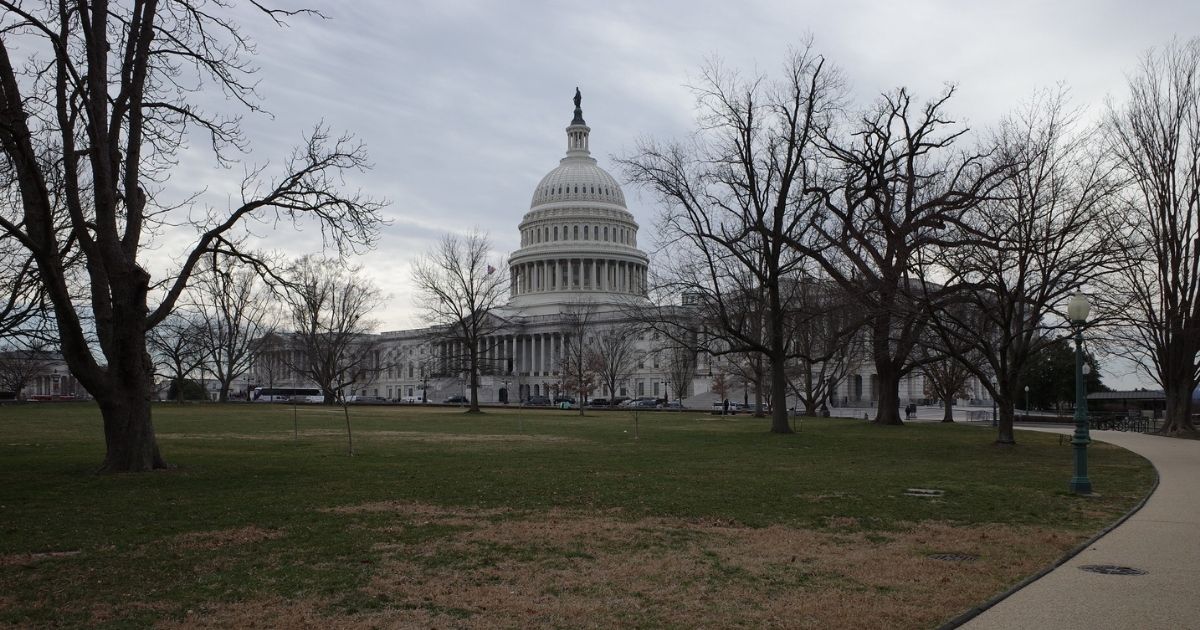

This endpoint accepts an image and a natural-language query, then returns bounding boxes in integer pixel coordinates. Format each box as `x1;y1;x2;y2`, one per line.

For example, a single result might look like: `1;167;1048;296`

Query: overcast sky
166;0;1198;387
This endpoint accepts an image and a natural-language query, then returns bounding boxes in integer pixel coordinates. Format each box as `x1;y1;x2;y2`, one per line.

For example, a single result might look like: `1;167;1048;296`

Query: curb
937;431;1162;629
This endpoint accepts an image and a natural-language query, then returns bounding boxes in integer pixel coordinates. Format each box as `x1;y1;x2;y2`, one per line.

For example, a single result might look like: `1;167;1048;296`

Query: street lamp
1067;292;1093;495
1024;385;1030;420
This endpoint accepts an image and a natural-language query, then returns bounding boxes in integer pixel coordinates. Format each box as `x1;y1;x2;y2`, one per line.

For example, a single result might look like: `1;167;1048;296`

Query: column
554;333;562;374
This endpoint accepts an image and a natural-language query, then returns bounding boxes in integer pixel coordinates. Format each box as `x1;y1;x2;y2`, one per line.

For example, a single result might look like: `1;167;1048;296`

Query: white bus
250;387;325;404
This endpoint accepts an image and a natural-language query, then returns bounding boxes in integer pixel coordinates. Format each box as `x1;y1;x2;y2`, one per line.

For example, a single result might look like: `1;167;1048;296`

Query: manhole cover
928;553;978;562
1079;564;1147;576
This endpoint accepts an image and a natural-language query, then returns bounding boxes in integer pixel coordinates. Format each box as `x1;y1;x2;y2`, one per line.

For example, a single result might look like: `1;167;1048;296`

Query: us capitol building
257;92;952;409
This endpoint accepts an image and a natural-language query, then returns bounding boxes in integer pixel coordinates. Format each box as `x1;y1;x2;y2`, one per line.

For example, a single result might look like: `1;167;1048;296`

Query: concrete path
962;428;1200;629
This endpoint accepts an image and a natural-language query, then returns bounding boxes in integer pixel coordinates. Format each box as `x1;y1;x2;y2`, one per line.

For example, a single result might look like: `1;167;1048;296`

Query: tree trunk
802;370;818;416
995;397;1016;445
1161;383;1197;436
873;367;903;425
769;350;791;433
342;404;354;455
941;400;954;423
96;357;167;473
218;382;230;403
467;339;481;413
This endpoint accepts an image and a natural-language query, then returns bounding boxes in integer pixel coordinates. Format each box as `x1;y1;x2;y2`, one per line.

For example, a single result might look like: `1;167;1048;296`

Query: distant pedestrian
723;398;730;416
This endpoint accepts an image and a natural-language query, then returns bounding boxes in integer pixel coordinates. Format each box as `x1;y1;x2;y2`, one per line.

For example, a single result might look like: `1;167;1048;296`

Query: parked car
443;395;469;404
661;401;683;410
523;396;552;406
553;396;576;406
630;397;659;408
587;398;609;407
399;395;423;404
610;397;629;407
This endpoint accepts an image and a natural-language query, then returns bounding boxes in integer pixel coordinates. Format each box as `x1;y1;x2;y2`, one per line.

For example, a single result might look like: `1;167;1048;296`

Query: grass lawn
0;403;1154;629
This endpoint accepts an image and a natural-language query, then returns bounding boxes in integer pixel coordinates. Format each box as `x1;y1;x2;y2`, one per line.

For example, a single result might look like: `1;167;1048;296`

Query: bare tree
793;86;1009;425
0;3;385;471
663;343;698;405
193;255;279;402
412;231;507;413
710;370;731;408
0;237;45;342
148;313;209;404
0;340;54;400
919;353;974;423
925;89;1122;442
783;278;865;415
621;44;843;434
282;256;385;404
281;257;385;455
1106;38;1200;436
558;304;597;414
591;325;641;401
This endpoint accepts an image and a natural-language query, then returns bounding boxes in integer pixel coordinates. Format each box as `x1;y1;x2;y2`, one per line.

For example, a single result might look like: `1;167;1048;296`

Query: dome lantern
566;87;590;157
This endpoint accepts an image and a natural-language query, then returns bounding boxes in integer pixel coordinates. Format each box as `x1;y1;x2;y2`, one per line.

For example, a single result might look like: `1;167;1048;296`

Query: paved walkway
963;427;1200;629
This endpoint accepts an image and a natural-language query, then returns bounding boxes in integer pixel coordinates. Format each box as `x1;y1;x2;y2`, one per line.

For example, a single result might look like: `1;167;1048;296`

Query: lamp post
1024;385;1030;421
1067;292;1093;495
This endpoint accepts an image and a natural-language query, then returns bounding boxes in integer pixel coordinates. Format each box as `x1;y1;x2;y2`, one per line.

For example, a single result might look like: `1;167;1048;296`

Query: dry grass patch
162;505;1082;629
161;430;582;445
172;526;284;551
0;550;80;567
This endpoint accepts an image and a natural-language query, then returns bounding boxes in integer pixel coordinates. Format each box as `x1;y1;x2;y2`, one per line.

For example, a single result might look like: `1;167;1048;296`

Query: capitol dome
507;89;650;314
530;158;626;208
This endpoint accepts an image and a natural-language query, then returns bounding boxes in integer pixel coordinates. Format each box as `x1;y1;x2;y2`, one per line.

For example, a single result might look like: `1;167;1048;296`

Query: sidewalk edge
937;438;1161;629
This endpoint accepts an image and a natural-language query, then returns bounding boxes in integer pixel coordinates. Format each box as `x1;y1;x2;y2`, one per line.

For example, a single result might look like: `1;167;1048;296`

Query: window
653;382;659;396
638;382;645;396
573;225;579;240
584;226;589;240
554;226;558;240
603;226;608;240
408;364;414;378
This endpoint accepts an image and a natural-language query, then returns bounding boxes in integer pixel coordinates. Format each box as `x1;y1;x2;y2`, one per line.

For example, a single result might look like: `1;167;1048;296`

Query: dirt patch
0;550;80;567
172;526;284;551
354;431;581;444
160;506;1080;629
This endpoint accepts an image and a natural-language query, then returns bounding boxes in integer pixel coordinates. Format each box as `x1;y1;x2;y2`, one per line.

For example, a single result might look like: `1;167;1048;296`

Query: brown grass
161;431;581;444
0;550;80;567
172;526;284;551
156;504;1081;629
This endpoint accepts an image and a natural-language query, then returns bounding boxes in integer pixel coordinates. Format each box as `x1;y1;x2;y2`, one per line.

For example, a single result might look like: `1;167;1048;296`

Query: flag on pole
487;264;496;275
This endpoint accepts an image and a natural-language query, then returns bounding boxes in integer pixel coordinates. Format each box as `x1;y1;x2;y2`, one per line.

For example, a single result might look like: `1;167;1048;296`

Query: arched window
573;225;579;240
603;226;608;241
553;226;558;240
583;226;589;240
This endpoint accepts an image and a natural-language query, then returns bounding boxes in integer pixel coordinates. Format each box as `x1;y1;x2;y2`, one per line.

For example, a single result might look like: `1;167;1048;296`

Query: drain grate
1079;564;1147;576
928;553;978;562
